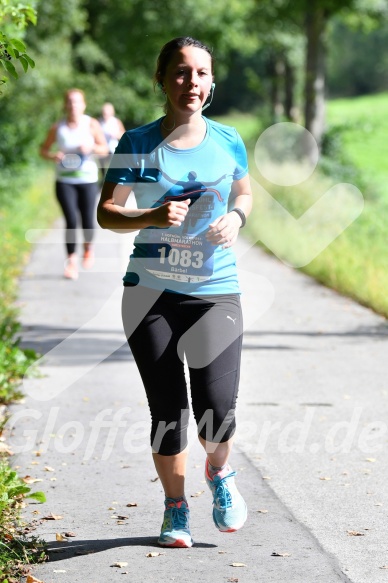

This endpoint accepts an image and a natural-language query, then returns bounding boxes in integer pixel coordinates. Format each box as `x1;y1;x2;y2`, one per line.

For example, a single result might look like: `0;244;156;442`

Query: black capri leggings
55;181;98;255
122;286;243;456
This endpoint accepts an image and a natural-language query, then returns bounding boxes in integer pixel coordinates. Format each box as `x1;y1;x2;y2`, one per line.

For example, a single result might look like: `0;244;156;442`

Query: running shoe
205;460;247;532
82;248;94;269
158;498;193;548
64;255;78;280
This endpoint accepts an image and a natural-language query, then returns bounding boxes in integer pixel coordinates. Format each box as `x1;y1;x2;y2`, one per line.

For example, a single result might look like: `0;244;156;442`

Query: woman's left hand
206;211;242;249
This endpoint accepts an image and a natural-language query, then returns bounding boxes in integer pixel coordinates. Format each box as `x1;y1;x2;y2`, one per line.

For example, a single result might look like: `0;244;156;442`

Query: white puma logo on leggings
227;315;237;324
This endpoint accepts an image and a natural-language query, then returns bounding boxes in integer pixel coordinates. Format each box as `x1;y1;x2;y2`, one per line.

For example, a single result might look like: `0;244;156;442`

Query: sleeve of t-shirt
104;132;136;184
233;130;249;181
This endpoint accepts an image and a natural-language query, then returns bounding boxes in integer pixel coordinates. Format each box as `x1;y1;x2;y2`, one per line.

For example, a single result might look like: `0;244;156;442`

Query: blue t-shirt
105;116;248;295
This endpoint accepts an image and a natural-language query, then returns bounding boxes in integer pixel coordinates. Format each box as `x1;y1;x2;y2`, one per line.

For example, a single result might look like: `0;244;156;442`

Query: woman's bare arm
97;181;191;233
39;124;63;163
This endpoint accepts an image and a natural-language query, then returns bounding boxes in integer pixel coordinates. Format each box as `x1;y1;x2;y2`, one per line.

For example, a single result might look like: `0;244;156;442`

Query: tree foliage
0;0;36;90
1;0;388;180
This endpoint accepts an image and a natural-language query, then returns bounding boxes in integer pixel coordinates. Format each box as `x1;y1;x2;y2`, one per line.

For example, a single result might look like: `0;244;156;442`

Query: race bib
143;230;215;283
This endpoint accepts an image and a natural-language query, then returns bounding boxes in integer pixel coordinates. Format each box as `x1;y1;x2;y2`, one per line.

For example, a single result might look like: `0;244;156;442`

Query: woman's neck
66;113;83;126
161;110;206;147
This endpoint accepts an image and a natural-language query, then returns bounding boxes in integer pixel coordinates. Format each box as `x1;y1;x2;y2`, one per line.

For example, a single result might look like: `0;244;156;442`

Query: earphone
202;82;216;111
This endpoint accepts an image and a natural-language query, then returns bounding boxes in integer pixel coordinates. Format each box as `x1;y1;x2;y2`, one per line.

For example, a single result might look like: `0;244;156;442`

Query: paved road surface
10;220;387;583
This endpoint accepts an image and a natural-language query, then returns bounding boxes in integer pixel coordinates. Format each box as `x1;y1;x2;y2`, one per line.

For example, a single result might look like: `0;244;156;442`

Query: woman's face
161;46;213;116
65;91;86;117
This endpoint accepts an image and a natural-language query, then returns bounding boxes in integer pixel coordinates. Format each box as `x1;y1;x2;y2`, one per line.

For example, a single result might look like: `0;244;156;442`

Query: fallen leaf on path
42;513;63;520
257;509;268;513
380;566;388;569
55;533;68;542
126;502;138;507
146;552;163;557
111;515;128;520
111;562;128;568
347;530;365;536
44;466;55;472
27;576;44;583
271;552;291;557
0;443;13;455
319;477;331;481
191;490;205;497
227;578;239;582
151;476;159;482
22;476;43;484
230;562;246;567
64;531;76;537
375;503;383;506
365;458;376;462
262;476;271;480
53;570;66;573
218;550;227;554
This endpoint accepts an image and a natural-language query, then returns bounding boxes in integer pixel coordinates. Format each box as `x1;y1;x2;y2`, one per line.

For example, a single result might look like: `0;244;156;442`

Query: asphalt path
10;219;388;583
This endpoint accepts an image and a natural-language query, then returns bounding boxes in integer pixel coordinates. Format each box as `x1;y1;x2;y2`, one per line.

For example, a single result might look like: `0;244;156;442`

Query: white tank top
100;116;121;153
56;115;98;184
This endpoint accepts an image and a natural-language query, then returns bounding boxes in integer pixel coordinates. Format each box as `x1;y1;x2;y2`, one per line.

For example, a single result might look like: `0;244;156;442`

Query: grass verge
0;163;58;580
0;165;58;405
216;103;388;318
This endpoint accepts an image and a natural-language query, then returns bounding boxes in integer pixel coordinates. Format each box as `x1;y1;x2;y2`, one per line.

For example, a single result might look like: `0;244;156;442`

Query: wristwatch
231;207;246;228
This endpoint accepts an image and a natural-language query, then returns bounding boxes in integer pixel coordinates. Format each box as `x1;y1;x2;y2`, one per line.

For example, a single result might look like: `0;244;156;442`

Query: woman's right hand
149;199;190;228
53;151;65;163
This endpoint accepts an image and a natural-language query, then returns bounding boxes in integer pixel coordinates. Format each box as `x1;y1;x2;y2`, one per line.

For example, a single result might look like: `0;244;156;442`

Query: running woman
97;37;252;548
40;88;108;279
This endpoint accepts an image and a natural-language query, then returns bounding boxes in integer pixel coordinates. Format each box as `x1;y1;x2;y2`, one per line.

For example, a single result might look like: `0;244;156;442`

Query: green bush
0;310;39;405
0;462;46;581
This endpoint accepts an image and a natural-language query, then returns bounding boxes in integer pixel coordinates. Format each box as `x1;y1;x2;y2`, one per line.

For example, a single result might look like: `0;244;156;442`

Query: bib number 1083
158;247;204;269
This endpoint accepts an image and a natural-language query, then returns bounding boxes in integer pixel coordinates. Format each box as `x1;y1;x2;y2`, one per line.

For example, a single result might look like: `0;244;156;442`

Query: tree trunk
284;57;296;121
304;5;327;147
268;53;284;123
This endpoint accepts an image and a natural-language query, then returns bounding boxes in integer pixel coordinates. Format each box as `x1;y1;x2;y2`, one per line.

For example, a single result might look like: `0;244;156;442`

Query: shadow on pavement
45;536;217;561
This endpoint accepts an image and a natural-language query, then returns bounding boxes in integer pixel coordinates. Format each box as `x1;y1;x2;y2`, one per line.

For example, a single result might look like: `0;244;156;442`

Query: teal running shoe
205;460;247;532
158;498;193;548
